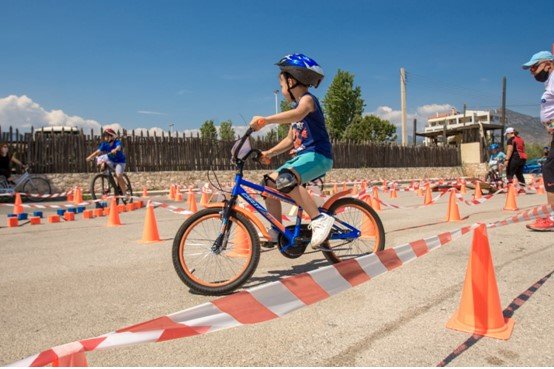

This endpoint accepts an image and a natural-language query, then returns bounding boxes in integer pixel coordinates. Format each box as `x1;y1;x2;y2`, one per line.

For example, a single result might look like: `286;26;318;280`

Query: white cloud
0;95;125;134
366;103;455;129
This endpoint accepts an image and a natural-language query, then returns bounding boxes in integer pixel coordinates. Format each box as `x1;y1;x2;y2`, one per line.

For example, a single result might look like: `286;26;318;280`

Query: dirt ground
1;189;553;366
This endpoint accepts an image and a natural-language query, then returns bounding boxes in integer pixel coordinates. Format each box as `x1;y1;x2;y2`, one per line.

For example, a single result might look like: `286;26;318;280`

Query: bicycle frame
223;163;361;253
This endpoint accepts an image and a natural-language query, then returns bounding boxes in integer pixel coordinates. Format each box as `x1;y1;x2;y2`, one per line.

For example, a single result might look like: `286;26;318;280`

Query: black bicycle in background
89;156;133;205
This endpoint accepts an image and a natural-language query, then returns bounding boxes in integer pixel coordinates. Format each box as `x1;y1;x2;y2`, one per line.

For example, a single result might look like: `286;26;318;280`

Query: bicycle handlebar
232;119;265;162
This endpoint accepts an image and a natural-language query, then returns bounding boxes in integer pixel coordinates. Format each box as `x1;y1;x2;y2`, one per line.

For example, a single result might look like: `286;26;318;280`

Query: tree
277;99;293;139
200;120;217;140
265;129;277;142
322;70;365;140
219;120;235;141
343;115;397;143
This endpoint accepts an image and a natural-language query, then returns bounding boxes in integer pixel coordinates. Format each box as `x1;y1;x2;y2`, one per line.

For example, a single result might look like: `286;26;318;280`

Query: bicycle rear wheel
22;177;52;202
172;207;260;295
323;197;385;264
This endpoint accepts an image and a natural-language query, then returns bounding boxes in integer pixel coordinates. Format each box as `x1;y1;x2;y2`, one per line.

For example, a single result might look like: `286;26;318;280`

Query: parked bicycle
0;167;52;202
89;154;133;205
172;128;385;295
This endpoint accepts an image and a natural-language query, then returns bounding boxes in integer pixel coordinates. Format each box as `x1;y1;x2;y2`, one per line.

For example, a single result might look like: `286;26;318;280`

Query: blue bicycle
172;128;385;295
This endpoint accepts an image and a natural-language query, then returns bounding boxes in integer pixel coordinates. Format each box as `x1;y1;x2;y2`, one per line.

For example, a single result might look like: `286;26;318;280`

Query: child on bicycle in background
488;143;506;171
86;128;129;197
249;53;334;250
0;142;27;184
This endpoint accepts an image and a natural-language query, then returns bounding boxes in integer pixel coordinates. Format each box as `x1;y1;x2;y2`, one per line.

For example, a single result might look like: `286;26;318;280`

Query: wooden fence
1;126;460;173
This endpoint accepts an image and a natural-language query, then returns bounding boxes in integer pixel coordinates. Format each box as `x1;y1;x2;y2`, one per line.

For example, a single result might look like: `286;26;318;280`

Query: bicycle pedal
261;241;276;249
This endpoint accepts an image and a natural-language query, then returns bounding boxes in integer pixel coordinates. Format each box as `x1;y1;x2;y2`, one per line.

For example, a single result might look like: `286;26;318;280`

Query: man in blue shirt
86;128;129;196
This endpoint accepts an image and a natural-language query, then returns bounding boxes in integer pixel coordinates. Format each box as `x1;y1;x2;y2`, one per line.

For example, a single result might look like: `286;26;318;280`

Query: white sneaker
308;213;335;249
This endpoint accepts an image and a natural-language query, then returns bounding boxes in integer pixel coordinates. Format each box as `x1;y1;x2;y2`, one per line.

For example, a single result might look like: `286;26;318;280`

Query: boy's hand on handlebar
249;116;266;131
259;151;272;165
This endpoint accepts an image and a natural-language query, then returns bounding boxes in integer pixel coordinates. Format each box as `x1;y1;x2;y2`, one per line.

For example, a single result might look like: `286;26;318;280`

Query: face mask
534;69;549;82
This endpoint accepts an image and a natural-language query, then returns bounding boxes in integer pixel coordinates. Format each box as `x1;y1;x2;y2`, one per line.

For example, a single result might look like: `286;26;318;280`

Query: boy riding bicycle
249;53;334;250
86;128;129;197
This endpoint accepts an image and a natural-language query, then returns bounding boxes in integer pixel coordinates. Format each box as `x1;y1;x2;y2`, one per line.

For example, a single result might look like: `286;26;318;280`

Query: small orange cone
460;180;467;194
332;183;338;195
67;189;74;202
227;222;250;257
188;189;198;213
474;181;482;200
389;186;398;199
416;186;423;197
13;193;24;214
168;184;175;200
361;180;367;192
342;182;347;191
107;197;122;226
352;185;359;195
73;187;83;205
424;184;433;205
141;201;161;243
446;224;514;339
175;191;183;202
446;189;461;222
142;187;148;197
200;190;209;207
503;184;518;211
382;179;388;193
371;187;381;211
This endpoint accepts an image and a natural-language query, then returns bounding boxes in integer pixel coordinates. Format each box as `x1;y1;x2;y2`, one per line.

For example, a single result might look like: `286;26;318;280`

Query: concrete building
416;108;504;164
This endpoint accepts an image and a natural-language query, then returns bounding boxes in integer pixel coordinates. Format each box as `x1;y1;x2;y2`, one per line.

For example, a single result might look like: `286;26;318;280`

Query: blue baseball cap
522;51;553;69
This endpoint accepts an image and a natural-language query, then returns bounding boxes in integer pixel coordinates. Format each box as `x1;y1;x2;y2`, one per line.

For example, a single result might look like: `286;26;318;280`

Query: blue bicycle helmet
276;53;324;88
489;143;499;151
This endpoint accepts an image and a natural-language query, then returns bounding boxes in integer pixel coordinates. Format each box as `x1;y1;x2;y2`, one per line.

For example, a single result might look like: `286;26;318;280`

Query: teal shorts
276;152;333;183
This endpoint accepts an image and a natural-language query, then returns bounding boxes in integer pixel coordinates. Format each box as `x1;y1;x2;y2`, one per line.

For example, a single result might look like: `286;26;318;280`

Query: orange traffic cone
474;181;482;200
446;189;461;222
332;183;338;195
361;180;367;192
107;197;122;227
503;184;518;211
200;190;209;207
73;187;83;205
168;184;175;200
371;187;381;211
188;189;198;213
342;182;347;191
382;179;388;193
142;187;148;197
227;222;250;257
67;189;74;202
13;193;24;214
460;180;467;194
352;185;359;196
416;186;423;197
389;186;398;199
536;179;545;195
446;224;514;339
140;201;161;243
424;184;433;205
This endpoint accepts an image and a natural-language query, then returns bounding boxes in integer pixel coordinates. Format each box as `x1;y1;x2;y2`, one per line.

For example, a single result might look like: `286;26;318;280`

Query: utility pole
412;118;417;146
274;90;279;115
400;68;408;146
500;76;506;148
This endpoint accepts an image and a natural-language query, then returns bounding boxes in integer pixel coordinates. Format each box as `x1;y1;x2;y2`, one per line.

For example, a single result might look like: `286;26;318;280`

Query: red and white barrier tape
9;204;553;367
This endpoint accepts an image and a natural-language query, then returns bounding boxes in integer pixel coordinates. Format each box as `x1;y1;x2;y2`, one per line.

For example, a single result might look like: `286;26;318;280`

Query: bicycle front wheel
90;173;116;203
323;197;385;264
23;177;52;202
172;207;260;295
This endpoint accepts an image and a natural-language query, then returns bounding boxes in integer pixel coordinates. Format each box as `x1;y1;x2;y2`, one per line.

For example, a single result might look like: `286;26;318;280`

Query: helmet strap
283;72;305;103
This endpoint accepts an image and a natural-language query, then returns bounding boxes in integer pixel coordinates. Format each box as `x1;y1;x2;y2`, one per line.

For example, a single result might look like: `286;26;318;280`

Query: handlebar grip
257;118;266;128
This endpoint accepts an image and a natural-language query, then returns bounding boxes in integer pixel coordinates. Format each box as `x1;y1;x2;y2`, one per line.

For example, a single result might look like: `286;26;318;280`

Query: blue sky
0;0;552;133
